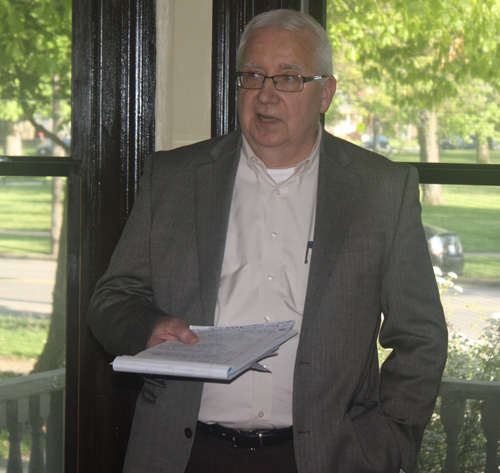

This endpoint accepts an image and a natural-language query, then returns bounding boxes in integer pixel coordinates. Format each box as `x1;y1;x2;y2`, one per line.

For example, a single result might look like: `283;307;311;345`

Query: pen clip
304;241;313;264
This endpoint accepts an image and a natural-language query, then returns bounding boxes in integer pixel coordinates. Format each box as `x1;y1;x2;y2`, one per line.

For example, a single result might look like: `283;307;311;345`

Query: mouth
257;113;280;124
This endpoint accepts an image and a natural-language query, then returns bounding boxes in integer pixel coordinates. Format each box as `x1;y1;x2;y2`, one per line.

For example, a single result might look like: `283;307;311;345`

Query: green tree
327;0;500;203
0;0;71;256
0;0;71;154
0;1;72;373
440;79;500;164
325;42;404;150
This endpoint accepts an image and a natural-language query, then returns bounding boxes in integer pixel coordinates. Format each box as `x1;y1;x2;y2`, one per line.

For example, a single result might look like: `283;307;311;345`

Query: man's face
237;27;336;168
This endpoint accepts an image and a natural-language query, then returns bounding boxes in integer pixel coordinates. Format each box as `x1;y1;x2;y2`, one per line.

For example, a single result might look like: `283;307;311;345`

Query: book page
112;320;297;380
136;320;296;365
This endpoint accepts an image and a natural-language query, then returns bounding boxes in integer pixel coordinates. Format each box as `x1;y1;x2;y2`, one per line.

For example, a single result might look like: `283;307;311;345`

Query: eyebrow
242;62;304;72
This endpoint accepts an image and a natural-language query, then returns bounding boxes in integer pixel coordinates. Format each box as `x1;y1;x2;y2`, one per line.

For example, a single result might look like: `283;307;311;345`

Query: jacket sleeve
379;166;448;472
87;155;168;356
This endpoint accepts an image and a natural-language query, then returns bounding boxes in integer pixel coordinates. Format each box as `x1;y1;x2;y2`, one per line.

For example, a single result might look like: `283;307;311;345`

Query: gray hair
236;9;333;76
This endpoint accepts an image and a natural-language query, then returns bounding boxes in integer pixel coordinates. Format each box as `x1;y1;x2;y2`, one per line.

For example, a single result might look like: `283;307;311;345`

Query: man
88;9;447;473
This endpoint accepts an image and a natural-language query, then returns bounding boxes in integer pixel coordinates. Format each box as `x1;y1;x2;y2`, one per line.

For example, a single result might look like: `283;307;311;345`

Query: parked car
461;135;476;149
423;223;465;275
439;136;464;150
36;136;71;156
361;135;391;155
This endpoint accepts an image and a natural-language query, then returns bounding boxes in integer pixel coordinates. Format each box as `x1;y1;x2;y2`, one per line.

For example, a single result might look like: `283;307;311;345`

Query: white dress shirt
197;127;322;429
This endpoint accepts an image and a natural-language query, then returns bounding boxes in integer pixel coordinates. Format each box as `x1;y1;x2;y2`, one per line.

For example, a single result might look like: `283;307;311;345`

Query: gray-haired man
89;9;447;473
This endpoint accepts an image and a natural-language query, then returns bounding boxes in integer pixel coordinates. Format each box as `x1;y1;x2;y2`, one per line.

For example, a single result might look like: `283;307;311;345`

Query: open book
112;320;298;381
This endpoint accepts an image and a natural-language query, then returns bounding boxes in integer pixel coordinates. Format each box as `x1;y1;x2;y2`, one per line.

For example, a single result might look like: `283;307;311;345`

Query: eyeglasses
236;72;326;92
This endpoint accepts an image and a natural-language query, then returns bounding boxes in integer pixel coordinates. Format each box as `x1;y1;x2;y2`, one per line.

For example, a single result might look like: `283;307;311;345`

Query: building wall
156;0;213;150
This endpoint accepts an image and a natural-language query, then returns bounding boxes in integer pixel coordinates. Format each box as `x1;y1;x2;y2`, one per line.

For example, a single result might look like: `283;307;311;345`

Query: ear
320;75;337;114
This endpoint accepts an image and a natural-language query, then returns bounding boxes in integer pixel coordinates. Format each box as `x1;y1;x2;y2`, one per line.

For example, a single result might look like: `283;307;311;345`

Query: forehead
241;28;316;72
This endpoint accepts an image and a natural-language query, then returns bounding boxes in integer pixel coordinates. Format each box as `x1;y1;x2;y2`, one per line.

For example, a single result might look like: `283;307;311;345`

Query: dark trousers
184;428;299;473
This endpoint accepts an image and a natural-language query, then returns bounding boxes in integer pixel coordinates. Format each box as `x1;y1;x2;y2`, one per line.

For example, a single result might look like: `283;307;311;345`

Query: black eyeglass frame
236;72;327;92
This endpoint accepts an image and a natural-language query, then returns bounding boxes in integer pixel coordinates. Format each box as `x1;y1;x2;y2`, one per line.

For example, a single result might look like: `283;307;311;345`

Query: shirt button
267;274;274;281
271;231;278;238
263;317;270;323
258;411;264;418
275;189;280;195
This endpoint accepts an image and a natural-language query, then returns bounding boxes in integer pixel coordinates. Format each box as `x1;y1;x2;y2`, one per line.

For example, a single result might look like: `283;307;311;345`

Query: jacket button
184;427;193;439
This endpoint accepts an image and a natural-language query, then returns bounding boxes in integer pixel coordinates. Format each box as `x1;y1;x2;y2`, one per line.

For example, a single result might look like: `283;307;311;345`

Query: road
442;281;500;340
0;257;56;318
0;257;499;341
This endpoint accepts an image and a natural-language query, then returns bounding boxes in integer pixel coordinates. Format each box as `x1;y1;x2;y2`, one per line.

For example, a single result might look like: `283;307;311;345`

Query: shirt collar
241;124;322;184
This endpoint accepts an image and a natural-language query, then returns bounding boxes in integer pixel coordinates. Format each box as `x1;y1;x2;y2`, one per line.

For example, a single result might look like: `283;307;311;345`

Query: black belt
197;421;293;449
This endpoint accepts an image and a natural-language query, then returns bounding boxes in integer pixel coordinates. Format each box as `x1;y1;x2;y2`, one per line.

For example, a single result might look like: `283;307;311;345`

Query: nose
257;76;279;103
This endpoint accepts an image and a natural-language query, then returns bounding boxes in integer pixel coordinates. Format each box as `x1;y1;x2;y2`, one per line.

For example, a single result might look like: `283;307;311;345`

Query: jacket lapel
195;132;241;325
302;133;360;333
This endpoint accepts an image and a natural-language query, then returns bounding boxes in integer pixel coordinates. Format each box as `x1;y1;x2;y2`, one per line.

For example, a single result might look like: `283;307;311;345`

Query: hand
146;316;198;348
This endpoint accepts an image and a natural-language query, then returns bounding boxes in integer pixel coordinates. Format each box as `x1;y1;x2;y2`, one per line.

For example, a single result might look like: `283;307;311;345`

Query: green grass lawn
382;148;500;279
421;185;500;254
346;138;500;165
0;171;498;277
0;429;32;460
438;149;500;165
0;177;57;254
421;185;500;279
463;256;500;280
0;178;53;231
390;145;500;165
0;234;51;254
0;315;49;359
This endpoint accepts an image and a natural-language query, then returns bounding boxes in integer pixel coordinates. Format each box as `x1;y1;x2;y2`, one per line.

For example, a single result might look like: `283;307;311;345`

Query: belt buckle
232;429;270;450
257;430;270;448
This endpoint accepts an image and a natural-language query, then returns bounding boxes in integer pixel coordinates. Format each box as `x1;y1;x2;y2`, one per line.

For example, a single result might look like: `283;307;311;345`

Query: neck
250;134;319;169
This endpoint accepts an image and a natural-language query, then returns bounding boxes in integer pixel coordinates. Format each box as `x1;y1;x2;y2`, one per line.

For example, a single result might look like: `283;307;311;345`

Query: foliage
0;428;33;461
327;0;500;110
417;272;500;471
325;39;406;138
326;0;500;176
439;79;500;144
0;0;72;148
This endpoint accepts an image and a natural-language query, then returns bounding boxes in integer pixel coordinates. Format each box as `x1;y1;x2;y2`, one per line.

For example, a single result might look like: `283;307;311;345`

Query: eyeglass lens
238;73;303;92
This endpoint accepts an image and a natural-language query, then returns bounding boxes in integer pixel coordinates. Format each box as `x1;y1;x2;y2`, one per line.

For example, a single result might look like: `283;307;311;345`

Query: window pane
421;185;500;338
0;176;66;472
417;184;500;470
0;1;72;157
326;1;500;165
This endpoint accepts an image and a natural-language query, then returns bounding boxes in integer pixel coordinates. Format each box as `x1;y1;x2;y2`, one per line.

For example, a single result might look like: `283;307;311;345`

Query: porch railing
0;373;499;472
438;378;500;473
0;368;65;473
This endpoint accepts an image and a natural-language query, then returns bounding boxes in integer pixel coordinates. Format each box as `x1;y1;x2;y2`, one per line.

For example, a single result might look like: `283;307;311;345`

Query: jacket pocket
337;403;401;472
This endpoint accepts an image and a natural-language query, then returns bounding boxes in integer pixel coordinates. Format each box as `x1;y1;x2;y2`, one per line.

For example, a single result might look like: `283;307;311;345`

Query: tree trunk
373;115;380;152
417;109;446;205
51;178;64;256
32;76;68;372
407;123;414;145
51;75;65;256
31;197;67;373
476;134;490;164
5;121;23;156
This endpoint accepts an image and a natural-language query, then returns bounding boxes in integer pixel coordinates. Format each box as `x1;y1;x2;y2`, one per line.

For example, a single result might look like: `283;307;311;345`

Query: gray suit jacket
88;129;447;473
